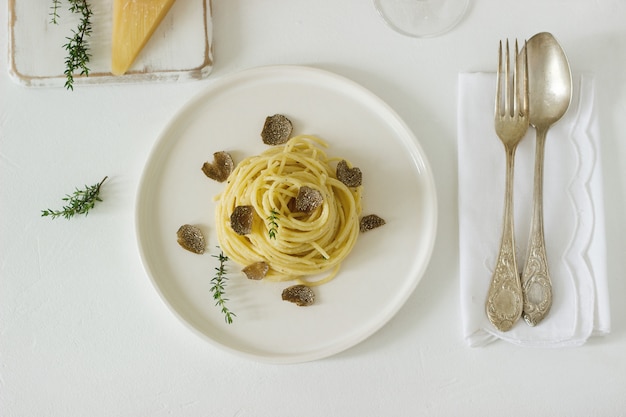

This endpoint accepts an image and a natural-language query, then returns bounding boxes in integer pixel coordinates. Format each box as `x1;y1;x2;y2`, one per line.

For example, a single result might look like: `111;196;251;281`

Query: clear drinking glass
373;0;470;38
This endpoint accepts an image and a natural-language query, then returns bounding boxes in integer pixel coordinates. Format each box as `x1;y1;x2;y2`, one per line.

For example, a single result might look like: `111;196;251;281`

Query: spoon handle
486;147;523;332
521;128;553;326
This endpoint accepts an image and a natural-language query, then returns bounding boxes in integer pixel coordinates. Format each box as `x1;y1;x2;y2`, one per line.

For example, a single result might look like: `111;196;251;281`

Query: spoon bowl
520;32;572;327
526;32;573;128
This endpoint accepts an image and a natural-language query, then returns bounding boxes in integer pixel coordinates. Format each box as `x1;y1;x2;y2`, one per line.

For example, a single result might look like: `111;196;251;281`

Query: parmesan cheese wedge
111;0;177;75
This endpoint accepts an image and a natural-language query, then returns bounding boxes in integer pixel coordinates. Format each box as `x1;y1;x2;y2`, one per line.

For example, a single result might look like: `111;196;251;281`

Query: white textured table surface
2;1;626;416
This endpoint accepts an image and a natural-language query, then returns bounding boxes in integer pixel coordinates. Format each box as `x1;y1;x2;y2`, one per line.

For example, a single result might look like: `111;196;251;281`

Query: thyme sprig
49;0;93;90
42;176;108;220
267;209;279;240
211;250;236;324
50;0;62;24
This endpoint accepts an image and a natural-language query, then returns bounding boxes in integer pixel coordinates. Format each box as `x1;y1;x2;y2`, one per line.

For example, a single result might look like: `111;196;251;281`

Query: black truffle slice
359;214;386;232
294;186;323;212
242;261;269;280
201;151;234;182
230;205;254;235
176;224;206;254
336;160;362;187
261;114;293;145
281;285;315;306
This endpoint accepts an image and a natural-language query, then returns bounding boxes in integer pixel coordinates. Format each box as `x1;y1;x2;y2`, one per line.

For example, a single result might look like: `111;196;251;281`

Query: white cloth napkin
458;72;610;347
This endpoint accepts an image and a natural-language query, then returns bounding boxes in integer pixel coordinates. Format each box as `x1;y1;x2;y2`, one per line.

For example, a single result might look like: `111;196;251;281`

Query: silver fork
486;39;529;332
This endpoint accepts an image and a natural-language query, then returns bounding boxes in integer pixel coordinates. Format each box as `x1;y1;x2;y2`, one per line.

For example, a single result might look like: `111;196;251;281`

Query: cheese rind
111;0;177;75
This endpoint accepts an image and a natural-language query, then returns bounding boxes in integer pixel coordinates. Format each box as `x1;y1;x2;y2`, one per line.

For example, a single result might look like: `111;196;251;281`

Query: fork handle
521;128;553;326
486;147;524;332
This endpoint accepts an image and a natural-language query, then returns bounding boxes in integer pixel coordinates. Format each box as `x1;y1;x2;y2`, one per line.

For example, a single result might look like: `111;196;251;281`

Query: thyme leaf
211;249;236;324
267;209;279;240
42;176;108;220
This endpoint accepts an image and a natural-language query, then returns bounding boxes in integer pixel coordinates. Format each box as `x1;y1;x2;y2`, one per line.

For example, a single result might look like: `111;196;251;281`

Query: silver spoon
520;32;572;326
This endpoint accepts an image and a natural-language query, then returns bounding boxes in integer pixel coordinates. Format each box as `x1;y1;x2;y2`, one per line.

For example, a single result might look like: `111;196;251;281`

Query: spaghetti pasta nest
215;134;362;286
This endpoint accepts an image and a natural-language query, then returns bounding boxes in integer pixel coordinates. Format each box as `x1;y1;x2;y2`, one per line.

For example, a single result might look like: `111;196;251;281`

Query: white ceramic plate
135;66;437;363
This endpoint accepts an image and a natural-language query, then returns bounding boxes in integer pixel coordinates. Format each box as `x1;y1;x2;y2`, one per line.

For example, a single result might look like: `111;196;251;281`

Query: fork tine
504;39;510;117
512;39;530;117
513;40;519;116
521;40;529;116
495;40;502;118
512;39;529;118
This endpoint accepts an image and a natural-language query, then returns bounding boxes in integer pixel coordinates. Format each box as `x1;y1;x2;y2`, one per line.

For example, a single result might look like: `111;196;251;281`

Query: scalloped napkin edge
457;72;610;347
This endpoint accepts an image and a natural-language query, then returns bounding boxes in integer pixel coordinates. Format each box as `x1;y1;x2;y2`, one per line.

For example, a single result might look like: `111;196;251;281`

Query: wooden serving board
7;0;213;87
